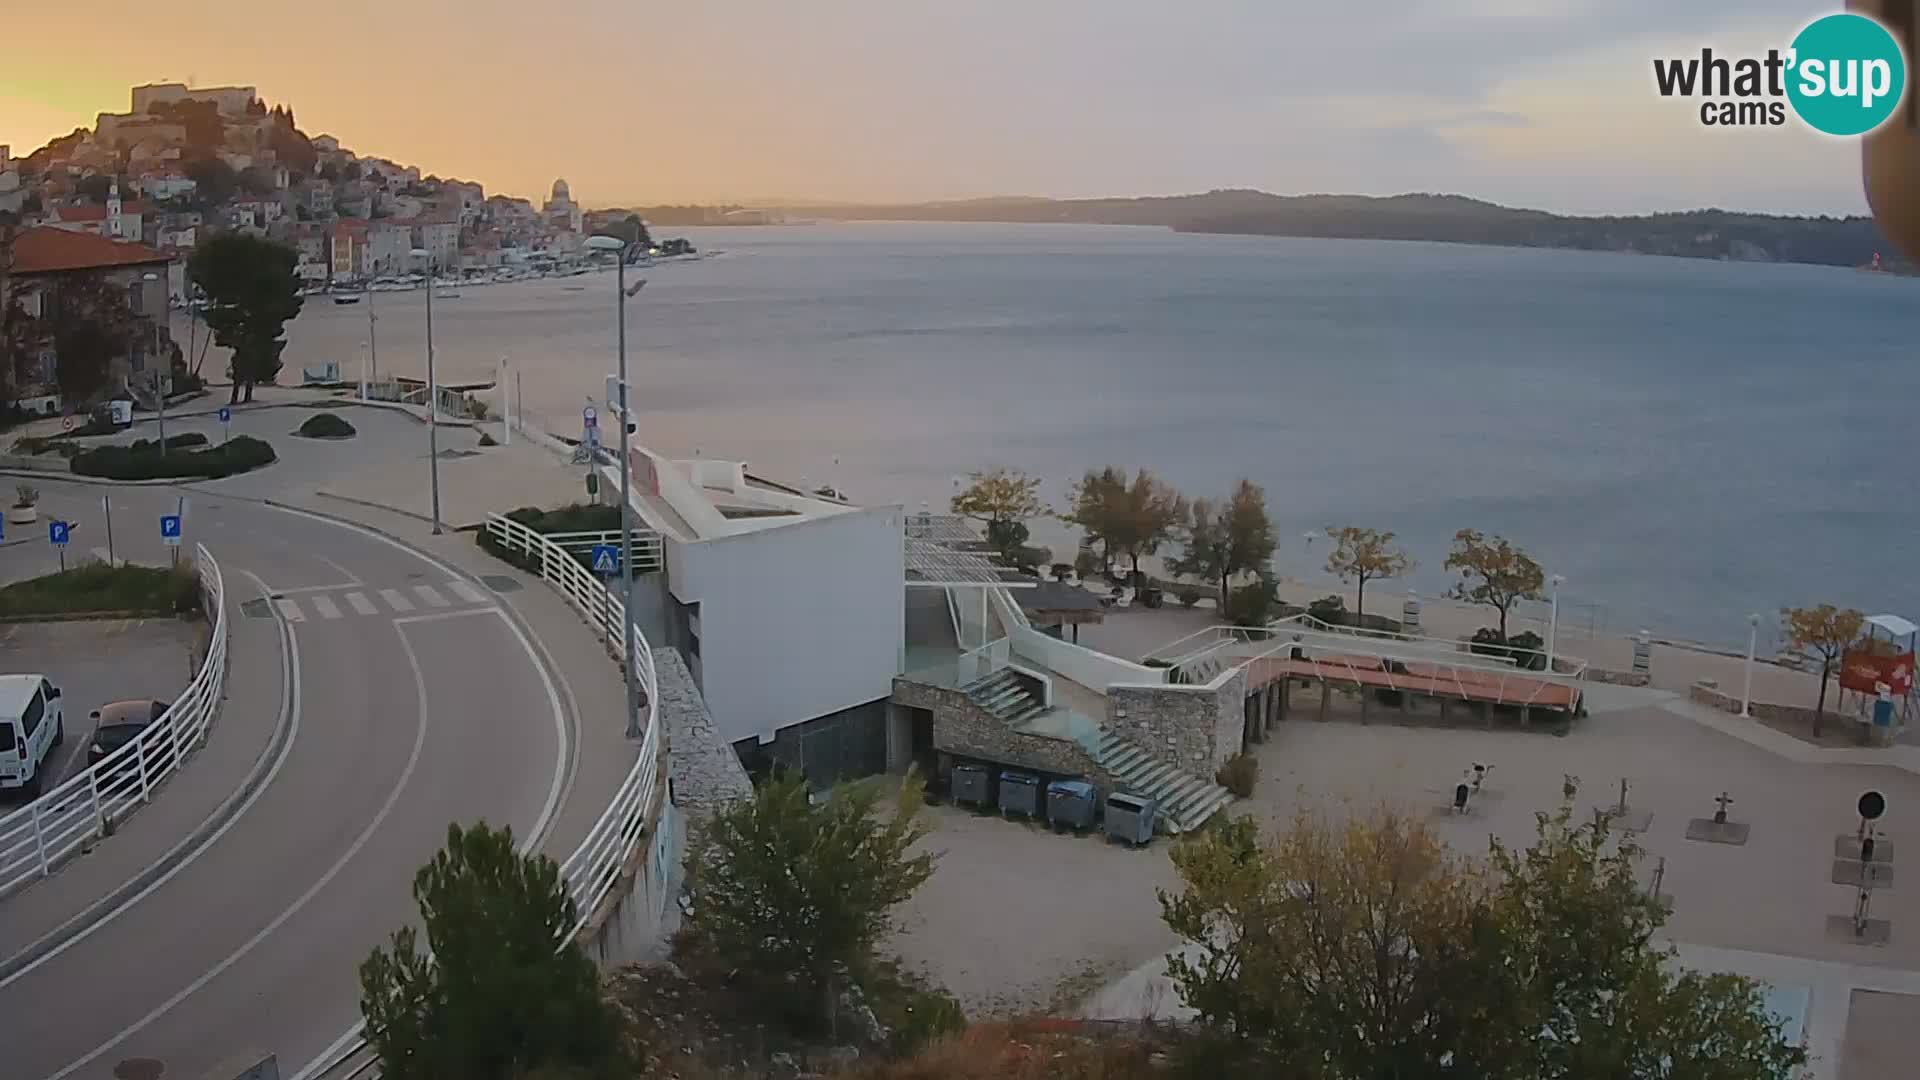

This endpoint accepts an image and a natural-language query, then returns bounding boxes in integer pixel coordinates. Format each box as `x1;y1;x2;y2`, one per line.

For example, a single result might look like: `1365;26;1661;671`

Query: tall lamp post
1742;613;1761;718
585;234;647;738
1546;573;1565;672
410;249;442;534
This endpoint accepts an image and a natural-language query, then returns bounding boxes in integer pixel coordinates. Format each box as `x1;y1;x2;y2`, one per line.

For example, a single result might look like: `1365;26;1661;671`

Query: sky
0;0;1880;216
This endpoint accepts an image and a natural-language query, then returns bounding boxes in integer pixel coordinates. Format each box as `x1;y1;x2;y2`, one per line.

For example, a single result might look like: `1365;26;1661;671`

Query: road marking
309;594;342;620
447;579;488;605
314;554;361;586
393;607;501;627
344;591;378;616
273;598;304;622
412;583;450;608
378;588;414;612
1;568;302;990
271;583;362;595
45;606;427;1080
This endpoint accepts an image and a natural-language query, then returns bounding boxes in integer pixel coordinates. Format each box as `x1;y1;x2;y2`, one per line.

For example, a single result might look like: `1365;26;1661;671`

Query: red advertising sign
1840;649;1916;696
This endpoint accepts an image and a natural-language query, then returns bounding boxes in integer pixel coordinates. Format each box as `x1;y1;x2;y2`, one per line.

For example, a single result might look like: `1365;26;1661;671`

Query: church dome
551;178;571;201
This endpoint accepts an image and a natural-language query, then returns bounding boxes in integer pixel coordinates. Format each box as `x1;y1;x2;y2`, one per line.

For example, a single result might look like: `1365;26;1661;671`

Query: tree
684;771;936;1031
184;157;238;204
358;822;624;1080
950;467;1048;560
1443;528;1544;640
33;272;137;403
1781;603;1865;735
1063;466;1186;580
1159;785;1807;1078
1174;480;1275;618
189;233;303;403
237;165;277;196
75;174;117;203
1323;525;1414;625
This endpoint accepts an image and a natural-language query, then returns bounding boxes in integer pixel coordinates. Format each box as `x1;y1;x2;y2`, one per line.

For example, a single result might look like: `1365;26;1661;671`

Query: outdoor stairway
962;669;1049;726
1091;729;1235;834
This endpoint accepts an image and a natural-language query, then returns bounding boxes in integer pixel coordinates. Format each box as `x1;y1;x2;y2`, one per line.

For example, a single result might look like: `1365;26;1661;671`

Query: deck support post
1319;679;1331;722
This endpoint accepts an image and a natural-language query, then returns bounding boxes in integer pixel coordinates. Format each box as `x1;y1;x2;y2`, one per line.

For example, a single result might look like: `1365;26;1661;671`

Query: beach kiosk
1840;614;1917;744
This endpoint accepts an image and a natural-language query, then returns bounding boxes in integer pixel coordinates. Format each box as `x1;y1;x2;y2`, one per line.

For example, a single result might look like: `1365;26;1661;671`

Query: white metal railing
0;544;228;899
310;515;668;1080
482;517;664;576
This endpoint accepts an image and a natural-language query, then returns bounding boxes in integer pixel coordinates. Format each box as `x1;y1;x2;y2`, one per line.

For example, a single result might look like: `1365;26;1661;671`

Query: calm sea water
268;222;1920;648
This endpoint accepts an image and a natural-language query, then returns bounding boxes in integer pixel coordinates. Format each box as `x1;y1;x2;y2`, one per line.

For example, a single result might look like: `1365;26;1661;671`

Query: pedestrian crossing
270;582;491;623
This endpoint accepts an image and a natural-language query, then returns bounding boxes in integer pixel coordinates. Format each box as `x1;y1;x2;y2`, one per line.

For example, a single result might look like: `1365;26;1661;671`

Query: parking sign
218;407;232;423
160;514;182;547
49;521;70;546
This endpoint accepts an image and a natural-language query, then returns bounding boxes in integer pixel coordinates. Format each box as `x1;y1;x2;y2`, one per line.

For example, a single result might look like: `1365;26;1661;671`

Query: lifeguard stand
1838;614;1917;738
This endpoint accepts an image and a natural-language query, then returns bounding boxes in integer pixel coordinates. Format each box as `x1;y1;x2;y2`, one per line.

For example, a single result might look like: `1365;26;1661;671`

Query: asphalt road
0;479;574;1080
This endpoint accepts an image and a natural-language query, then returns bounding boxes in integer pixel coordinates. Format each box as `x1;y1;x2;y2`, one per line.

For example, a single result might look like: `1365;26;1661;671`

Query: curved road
0;480;575;1080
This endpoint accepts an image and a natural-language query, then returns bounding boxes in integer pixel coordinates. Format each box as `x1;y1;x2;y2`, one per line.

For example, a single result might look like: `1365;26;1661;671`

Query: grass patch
295;412;357;439
0;562;201;619
72;435;276;480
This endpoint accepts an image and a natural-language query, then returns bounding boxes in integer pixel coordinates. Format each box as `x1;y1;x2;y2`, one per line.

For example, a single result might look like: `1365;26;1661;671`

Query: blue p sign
160;514;182;546
49;521;70;546
217;407;232;423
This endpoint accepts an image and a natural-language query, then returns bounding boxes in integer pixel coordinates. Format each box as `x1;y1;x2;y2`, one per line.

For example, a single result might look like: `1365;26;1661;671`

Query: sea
256;221;1920;652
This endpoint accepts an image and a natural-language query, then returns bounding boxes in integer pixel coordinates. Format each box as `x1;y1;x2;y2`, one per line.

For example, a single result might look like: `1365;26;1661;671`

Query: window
20;690;43;737
0;725;14;754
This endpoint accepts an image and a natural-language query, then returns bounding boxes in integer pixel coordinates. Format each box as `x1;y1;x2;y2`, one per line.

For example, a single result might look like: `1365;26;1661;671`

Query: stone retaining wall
1108;667;1247;775
1688;679;1820;728
1588;667;1652;687
893;677;1110;789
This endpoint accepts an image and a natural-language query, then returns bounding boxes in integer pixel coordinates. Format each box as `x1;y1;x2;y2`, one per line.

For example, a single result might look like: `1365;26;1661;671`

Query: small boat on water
333;292;363;305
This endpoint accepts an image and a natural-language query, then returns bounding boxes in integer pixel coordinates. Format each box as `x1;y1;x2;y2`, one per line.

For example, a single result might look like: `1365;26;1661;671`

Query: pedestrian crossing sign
590;544;619;574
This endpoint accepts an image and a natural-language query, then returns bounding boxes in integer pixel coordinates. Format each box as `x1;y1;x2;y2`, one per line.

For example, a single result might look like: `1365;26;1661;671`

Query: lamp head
585;235;626;252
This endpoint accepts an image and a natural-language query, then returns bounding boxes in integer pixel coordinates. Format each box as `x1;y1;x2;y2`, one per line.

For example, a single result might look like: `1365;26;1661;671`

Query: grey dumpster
951;762;994;808
999;770;1042;817
1105;792;1158;845
1046;779;1097;831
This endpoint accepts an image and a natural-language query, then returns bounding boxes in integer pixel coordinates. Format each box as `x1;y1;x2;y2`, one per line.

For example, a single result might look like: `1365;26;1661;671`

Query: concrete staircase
1091;729;1234;834
961;669;1048;726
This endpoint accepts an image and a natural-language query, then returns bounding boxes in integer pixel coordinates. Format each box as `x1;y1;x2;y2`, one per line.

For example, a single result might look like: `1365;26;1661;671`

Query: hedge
0;562;201;618
72;435;277;480
475;503;645;576
296;412;357;438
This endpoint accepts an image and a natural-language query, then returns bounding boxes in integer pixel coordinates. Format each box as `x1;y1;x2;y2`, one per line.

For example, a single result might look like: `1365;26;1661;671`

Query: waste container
1105;792;1158;845
999;770;1042;818
951;762;994;808
1046;779;1097;831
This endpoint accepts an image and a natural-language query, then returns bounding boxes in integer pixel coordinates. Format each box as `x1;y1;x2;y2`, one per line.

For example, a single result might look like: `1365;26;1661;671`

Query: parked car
0;675;64;798
87;699;170;770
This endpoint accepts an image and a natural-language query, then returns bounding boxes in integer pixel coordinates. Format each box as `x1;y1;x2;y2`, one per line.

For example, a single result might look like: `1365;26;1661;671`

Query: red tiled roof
10;226;172;274
49;201;147;222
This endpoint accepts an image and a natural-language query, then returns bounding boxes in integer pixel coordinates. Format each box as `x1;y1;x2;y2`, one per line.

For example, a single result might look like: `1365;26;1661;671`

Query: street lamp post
585;234;646;738
411;249;442;534
1742;613;1761;717
1546;574;1565;672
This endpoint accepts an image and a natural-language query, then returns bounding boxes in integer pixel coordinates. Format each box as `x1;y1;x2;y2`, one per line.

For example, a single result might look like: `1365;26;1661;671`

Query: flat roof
905;537;1006;585
904;512;979;546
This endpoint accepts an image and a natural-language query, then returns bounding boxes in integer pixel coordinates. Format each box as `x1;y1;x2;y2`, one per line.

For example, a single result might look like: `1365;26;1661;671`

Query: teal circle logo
1786;13;1907;136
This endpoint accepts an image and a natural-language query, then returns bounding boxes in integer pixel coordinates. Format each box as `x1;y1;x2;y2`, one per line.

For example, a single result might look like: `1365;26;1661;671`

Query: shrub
1179;587;1201;607
475;503;641;576
1073;548;1102;579
1216;752;1259;797
0;562;201;618
1506;630;1547;671
13;484;37;508
1469;626;1509;658
164;432;209;449
71;435;276;480
1049;562;1073;581
1226;582;1277;629
477;431;497;447
296;412;357;438
1144;657;1174;668
1307;594;1348;625
1012;544;1052;573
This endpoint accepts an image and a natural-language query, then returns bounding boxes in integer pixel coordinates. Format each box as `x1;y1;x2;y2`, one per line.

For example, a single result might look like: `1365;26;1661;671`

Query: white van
0;674;65;798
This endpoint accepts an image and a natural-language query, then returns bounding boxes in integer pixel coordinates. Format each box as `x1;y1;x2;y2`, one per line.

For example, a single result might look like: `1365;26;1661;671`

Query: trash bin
1046;779;1097;831
999;770;1042;817
1140;587;1164;609
1105;792;1158;845
952;762;994;808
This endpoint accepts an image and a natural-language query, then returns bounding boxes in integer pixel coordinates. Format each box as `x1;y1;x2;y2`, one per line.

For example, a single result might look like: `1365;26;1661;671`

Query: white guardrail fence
311;513;666;1080
0;543;228;899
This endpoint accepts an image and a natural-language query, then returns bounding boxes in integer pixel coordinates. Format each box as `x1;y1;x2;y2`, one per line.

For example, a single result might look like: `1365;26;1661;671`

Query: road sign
1861;791;1888;821
61;416;74;433
160;514;183;547
48;521;70;546
218;407;232;423
590;544;619;575
582;406;598;429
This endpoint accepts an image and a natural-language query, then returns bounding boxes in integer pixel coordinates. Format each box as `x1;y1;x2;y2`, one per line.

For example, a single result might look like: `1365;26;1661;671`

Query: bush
1506;630;1546;671
164;432;209;449
1179;587;1201;608
1216;752;1259;797
477;431;497;447
1307;594;1348;625
1049;562;1072;581
1073;548;1102;579
475;503;637;576
71;435;276;480
13;484;37;508
1011;544;1052;573
1144;657;1174;668
0;562;201;618
1226;582;1278;629
296;412;357;438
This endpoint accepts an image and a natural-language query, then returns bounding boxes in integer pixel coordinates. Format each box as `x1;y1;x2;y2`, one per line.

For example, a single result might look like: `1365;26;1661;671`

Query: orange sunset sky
0;0;1871;215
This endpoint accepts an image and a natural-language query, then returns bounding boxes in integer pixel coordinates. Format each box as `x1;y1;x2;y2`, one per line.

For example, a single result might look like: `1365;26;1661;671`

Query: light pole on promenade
1742;613;1761;718
410;248;442;534
1546;574;1565;672
585;233;647;738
